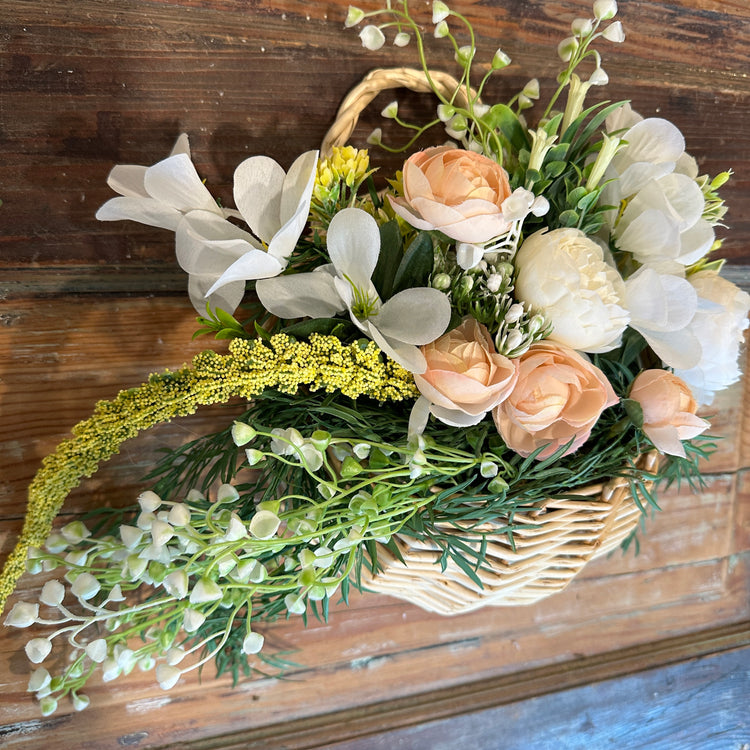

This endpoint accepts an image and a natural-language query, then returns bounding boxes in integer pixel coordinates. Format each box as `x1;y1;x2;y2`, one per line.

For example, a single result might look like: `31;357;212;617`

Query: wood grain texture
1;1;749;748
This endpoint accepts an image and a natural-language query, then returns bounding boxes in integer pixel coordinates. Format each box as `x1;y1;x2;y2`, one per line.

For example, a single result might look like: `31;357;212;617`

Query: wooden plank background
1;1;749;748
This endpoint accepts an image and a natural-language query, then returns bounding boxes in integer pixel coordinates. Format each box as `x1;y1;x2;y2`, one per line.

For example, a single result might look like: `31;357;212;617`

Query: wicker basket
360;452;658;614
324;70;658;615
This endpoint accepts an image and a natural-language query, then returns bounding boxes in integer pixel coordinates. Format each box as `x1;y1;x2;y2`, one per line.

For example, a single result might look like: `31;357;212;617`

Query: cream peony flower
492;341;618;459
514;228;629;353
673;271;750;405
389;146;513;244
413;316;518;426
629;370;709;457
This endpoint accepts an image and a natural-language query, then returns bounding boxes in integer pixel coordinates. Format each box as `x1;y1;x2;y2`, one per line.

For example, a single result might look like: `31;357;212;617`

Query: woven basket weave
361;452;658;615
324;69;657;615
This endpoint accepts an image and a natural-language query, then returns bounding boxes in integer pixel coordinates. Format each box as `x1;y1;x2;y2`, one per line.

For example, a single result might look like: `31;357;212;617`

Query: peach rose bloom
493;341;618;459
389;146;513;244
414;317;518;418
629;370;709;457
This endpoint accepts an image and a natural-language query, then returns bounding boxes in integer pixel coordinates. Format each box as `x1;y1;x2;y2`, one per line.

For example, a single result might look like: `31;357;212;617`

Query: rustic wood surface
1;1;749;748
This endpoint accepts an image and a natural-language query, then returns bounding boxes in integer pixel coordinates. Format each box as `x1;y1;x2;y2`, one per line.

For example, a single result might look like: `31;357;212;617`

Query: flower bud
231;421;256;446
455;45;475;67
601;20;625;42
393;32;410;47
242;632;265;655
381;100;398;119
432;0;450;23
557;36;579;62
345;6;365;27
434;20;450;39
25;637;53;664
189;577;222;604
593;0;618;21
61;521;91;544
491;48;511;69
571;17;593;35
71;572;101;601
249;509;281;539
40;580;65;607
138;491;161;513
156;663;182;690
359;25;385;50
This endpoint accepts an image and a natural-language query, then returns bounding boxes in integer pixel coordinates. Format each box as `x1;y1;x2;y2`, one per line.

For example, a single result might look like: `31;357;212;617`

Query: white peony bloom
514;228;629;353
673;271;750;405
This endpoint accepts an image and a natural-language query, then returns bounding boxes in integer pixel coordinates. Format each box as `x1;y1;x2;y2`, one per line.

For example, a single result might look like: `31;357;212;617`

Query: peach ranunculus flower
414;317;518;426
492;341;618;459
629;370;709;457
389;146;513;245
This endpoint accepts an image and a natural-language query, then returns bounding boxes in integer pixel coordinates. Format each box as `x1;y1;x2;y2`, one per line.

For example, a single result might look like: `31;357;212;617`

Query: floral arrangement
3;0;749;717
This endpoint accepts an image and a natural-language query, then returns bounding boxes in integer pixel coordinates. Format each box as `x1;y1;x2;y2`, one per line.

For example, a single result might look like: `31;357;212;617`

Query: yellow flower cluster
314;146;370;199
0;334;417;614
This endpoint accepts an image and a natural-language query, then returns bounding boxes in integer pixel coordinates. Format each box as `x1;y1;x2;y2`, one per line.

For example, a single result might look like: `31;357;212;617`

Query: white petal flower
120;524;144;550
256;208;451;373
166;647;186;665
96;134;221;231
673;271;750;404
138;491;162;513
176;150;318;313
602;21;625;42
61;521;91;544
72;693;90;712
150;520;175;547
167;503;192;527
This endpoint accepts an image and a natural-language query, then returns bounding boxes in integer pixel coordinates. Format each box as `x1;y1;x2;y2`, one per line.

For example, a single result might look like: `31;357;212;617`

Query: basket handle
321;67;477;154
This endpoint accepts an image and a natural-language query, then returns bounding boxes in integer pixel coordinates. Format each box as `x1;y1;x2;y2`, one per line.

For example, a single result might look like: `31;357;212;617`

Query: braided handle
321;67;477;154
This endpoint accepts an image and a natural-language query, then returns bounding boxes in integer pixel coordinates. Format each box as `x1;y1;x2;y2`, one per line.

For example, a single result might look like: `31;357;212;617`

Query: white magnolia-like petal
106;164;148;198
366;321;427;373
256;269;345;319
205;250;285;297
326;208;381;289
233;155;286;244
375;288;451;345
169;133;191;157
176;211;261;274
95;196;184;231
279;151;319;228
144;153;219;214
